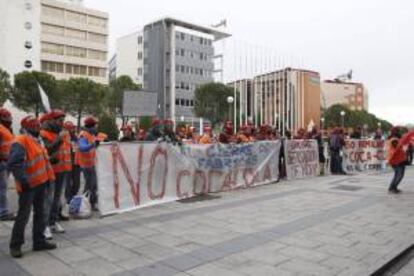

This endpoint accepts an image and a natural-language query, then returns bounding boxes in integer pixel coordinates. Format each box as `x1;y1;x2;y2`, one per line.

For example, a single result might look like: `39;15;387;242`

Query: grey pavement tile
186;263;245;276
14;252;74;276
90;244;137;262
50;246;95;263
131;263;180;276
71;257;124;276
160;254;205;271
0;252;30;276
279;246;330;263
278;259;336;276
132;243;183;261
116;255;153;270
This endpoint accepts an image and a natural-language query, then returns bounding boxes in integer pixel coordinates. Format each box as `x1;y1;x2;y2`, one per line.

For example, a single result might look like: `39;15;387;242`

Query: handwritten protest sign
284;140;319;180
342;139;386;174
97;141;281;215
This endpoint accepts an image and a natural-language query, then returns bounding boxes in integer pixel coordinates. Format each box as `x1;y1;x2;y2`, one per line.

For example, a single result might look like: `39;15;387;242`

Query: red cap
63;121;75;131
84;117;98;127
0;108;12;121
203;126;212;132
121;125;133;131
164;119;174;126
39;113;52;123
49;109;66;119
21;115;40;130
152;118;161;126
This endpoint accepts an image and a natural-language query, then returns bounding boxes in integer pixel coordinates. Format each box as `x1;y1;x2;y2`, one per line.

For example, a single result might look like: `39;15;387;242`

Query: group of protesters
2;110;414;258
0;108;101;258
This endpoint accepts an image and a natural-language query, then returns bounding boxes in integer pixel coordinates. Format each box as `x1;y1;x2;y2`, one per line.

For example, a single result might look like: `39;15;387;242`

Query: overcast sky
86;0;414;125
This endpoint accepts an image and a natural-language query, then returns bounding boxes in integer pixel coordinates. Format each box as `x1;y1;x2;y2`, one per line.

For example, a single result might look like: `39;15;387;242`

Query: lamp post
321;117;325;131
340;111;346;128
180;116;185;122
274;113;279;129
377;122;382;129
227;96;234;122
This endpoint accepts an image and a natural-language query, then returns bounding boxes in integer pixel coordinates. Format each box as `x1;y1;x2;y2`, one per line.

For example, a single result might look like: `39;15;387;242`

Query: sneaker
44;226;53;240
0;213;16;221
33;241;57;251
10;247;23;258
51;223;65;234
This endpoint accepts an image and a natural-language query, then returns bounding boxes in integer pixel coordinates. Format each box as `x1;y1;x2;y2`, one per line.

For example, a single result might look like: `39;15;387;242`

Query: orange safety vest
0;124;14;161
75;130;96;168
40;130;72;173
14;135;55;193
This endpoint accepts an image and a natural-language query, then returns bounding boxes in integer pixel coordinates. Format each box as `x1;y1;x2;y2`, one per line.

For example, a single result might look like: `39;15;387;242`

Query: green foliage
138;116;153;131
194;82;239;128
97;112;119;141
58;78;108;126
12;71;59;116
324;104;393;131
0;68;11;105
108;75;140;116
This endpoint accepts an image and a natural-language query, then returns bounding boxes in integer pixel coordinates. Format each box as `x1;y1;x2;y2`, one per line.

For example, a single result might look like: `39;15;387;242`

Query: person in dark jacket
309;126;326;175
145;119;163;142
8;116;57;258
330;128;346;174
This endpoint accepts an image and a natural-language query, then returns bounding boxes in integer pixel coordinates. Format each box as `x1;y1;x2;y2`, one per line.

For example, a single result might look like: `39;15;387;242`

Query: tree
108;75;140;117
0;68;11;106
12;71;59;116
97;112;119;141
324;104;393;132
194;82;239;128
59;78;107;127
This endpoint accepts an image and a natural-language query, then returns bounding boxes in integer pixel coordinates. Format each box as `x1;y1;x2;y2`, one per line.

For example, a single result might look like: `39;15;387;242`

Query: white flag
37;83;51;112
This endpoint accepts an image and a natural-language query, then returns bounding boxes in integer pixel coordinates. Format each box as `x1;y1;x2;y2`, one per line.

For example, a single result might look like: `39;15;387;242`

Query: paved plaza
1;168;414;276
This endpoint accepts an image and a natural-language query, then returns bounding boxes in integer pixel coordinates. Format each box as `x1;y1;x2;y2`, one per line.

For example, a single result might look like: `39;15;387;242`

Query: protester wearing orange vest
40;110;71;236
8;116;57;258
76;117;99;211
0;108;15;221
63;121;80;205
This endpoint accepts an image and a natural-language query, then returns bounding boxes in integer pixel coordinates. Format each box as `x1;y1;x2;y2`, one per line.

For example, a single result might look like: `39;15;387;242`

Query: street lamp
227;96;234;121
321;117;325;130
377;122;382;128
340;111;346;128
180;116;185;122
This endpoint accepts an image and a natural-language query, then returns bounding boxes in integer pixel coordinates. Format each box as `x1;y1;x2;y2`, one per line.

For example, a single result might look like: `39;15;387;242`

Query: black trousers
66;164;81;203
10;184;47;249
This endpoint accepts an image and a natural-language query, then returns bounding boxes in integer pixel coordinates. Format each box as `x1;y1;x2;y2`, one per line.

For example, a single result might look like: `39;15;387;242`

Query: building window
88;15;106;28
176;65;180;72
88;32;106;44
41;61;64;73
180;49;185;56
42;5;64;19
42;24;64;36
88;49;106;61
175;99;180;105
66;28;87;40
137;51;143;60
66;11;87;24
180;33;185;41
24;22;32;30
180;99;185;106
41;42;64;55
137;36;143;44
88;67;106;77
66;46;87;58
181;66;185;73
199;37;203;44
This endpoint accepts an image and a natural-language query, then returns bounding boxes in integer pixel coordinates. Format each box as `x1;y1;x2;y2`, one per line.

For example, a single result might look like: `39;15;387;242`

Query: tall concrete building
321;80;369;111
111;17;230;121
0;0;108;84
230;68;321;134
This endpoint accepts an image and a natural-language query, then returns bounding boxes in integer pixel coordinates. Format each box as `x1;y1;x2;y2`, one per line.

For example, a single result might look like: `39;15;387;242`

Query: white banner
342;139;386;174
284;140;320;180
97;141;281;215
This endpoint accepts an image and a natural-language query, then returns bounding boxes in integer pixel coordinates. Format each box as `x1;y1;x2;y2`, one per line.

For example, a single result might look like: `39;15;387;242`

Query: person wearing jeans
8;116;57;258
388;136;408;193
76;117;99;211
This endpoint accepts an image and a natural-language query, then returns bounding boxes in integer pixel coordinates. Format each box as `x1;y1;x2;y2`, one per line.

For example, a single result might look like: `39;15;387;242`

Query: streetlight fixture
340;111;346;128
227;96;234;121
321;117;325;130
180;115;185;122
377;122;382;128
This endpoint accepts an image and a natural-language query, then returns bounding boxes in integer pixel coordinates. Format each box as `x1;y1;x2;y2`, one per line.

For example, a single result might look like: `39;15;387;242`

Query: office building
111;17;230;121
0;0;108;84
